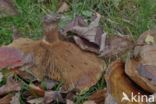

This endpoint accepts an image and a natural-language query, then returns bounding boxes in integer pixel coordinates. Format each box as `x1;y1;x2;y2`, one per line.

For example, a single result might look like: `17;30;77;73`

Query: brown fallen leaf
10;92;20;104
0;94;13;104
100;35;134;58
83;100;96;104
104;94;117;104
27;97;44;104
63;13;134;58
88;89;106;104
63;12;103;46
29;84;45;97
0;47;24;69
42;77;58;90
44;91;65;104
0;47;34;70
8;14;103;91
0;0;18;18
57;1;69;13
66;99;74;104
0;75;21;96
106;60;147;104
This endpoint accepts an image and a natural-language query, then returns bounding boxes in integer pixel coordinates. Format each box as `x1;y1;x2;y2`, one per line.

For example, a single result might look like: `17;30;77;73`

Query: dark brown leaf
29;84;45;97
88;89;106;104
0;47;23;69
63;13;133;58
100;35;134;58
44;91;65;104
0;75;21;96
63;12;103;45
42;77;58;90
0;94;13;104
10;92;20;104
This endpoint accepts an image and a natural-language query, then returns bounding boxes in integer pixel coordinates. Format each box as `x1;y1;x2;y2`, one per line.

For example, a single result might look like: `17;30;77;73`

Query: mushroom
8;14;104;91
106;60;147;104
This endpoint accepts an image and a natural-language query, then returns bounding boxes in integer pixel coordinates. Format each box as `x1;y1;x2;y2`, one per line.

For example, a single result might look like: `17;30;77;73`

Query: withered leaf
29;84;45;97
0;0;18;18
73;36;99;53
66;99;74;104
42;77;58;90
10;92;20;104
0;75;21;96
63;12;103;45
0;47;23;69
0;94;13;104
57;1;69;13
100;35;134;58
83;100;96;104
88;89;106;104
105;94;117;104
106;60;147;104
27;97;44;104
44;91;65;104
63;13;133;58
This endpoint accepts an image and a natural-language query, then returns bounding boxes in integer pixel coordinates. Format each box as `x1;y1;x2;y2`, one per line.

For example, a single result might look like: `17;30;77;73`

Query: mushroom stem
43;14;60;44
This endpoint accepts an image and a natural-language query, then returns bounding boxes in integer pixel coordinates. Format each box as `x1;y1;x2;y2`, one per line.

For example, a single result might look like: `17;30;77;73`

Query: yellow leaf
145;35;155;44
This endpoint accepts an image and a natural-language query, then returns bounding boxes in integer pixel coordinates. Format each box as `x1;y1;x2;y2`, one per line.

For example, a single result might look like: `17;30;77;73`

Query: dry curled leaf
0;0;18;18
0;94;13;104
29;84;45;97
66;99;74;104
105;94;117;104
42;77;58;90
57;1;69;13
27;97;44;104
10;92;20;104
100;35;134;58
63;13;103;50
83;100;96;104
0;75;21;96
0;47;23;69
106;60;147;104
8;14;103;91
63;13;134;58
44;91;65;104
88;89;106;104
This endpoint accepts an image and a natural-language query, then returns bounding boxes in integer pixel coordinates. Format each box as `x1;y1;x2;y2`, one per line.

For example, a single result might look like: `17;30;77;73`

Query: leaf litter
0;6;156;104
